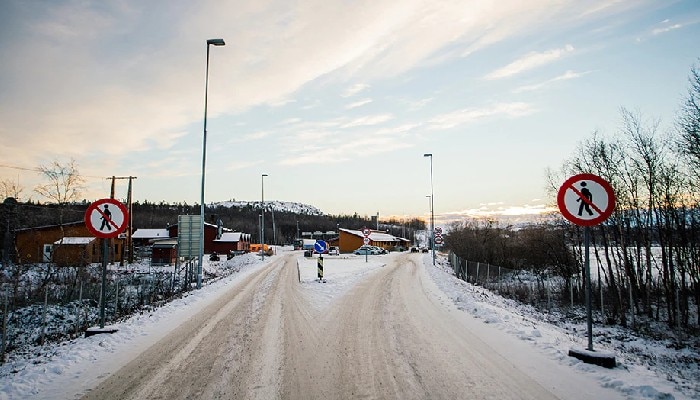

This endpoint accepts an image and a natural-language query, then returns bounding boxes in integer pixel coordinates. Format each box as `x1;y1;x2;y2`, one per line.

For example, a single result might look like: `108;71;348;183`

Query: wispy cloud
513;70;587;93
427;103;536;130
345;98;373;109
342;83;370;98
485;45;575;80
226;159;262;171
340;113;393;129
652;23;682;35
279;134;413;166
228;130;272;143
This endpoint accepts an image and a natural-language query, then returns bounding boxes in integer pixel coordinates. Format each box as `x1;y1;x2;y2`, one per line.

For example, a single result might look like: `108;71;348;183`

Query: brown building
337;228;410;253
212;232;251;254
15;221;124;265
151;239;178;266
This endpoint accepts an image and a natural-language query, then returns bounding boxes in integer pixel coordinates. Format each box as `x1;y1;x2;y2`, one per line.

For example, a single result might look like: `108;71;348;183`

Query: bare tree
34;159;85;205
0;178;23;201
677;60;700;176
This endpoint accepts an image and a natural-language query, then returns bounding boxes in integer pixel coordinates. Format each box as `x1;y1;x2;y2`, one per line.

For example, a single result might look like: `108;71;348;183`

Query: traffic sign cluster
362;227;370;245
434;227;443;245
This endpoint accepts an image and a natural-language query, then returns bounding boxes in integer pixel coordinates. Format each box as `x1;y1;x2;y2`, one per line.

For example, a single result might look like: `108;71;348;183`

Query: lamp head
207;38;226;46
423;153;432;157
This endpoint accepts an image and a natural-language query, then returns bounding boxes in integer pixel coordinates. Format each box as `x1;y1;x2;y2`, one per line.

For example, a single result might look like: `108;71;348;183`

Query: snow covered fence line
448;252;572;311
0;253;258;362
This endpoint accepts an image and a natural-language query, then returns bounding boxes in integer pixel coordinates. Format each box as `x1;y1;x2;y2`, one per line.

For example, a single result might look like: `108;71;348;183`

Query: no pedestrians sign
84;198;129;239
557;173;615;226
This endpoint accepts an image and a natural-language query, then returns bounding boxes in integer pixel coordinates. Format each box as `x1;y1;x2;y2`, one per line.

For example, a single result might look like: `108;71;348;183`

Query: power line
0;162;110;179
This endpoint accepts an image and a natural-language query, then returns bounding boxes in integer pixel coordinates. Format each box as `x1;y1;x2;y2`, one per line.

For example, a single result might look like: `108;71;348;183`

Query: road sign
434;236;444;245
363;237;370;245
177;215;201;257
435;226;442;234
84;198;129;239
362;228;371;237
557;173;615;226
314;240;328;253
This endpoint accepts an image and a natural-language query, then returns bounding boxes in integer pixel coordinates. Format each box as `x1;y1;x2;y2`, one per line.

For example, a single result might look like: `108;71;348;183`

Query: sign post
558;173;617;368
362;228;371;263
314;240;327;282
84;199;129;332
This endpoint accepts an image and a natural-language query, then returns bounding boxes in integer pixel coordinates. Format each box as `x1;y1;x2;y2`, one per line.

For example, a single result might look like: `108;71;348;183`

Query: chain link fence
0;253;247;362
448;251;585;312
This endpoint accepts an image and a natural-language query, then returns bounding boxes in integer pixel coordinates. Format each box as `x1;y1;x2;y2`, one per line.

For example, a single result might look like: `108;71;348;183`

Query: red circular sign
557;173;615;226
362;228;371;237
84;198;129;238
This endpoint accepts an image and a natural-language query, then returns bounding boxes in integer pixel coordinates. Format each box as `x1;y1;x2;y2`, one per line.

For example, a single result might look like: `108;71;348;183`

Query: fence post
114;275;120;318
2;287;8;363
77;280;83;334
600;281;604;317
570;277;574;308
629;278;634;328
476;262;480;285
41;286;48;345
498;266;501;292
486;264;491;284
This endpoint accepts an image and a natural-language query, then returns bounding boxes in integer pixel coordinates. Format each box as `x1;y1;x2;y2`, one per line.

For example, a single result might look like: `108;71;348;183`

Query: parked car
328;246;340;255
353;245;381;255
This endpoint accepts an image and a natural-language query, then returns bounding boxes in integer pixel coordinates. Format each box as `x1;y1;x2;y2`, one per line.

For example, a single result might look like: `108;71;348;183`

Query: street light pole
199;38;225;290
261;173;268;261
424;153;435;265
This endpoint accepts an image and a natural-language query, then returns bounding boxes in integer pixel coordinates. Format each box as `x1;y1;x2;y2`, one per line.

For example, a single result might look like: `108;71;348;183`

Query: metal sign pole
100;238;108;328
584;226;593;351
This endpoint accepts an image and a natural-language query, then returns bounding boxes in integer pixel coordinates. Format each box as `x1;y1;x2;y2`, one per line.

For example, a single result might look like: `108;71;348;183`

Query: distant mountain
214;200;324;216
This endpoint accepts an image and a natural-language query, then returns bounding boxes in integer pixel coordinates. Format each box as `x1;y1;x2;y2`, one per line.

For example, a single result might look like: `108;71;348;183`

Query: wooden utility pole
107;176;137;264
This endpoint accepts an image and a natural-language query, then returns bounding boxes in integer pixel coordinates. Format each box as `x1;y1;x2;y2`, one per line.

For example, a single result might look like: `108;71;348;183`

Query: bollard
317;255;324;282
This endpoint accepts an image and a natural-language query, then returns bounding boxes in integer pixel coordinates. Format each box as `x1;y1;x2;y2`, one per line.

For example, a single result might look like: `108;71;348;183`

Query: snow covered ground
0;250;697;399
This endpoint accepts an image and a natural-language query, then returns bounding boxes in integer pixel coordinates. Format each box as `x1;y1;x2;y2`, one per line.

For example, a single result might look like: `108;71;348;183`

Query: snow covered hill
214;200;323;215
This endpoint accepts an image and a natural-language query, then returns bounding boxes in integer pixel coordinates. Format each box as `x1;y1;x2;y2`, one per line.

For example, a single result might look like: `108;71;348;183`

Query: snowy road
80;253;613;399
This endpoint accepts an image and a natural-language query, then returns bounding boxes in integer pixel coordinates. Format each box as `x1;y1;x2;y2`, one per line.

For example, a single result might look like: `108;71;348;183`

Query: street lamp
198;38;225;290
261;173;268;261
424;153;435;265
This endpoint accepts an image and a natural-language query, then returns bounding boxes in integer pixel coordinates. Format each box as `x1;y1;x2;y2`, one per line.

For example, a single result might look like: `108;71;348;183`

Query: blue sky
1;1;699;224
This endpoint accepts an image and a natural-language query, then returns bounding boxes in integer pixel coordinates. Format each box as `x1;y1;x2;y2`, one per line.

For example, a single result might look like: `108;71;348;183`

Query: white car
353;245;381;255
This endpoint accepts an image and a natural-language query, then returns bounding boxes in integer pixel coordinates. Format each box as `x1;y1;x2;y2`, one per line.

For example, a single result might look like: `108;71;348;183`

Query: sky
1;0;700;223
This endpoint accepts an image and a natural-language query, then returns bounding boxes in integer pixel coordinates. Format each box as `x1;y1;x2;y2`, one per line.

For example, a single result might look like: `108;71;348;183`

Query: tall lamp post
261;173;268;260
198;38;225;290
424;153;435;265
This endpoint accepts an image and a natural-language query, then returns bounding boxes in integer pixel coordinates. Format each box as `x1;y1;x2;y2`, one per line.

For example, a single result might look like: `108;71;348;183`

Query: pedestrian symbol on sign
100;204;113;231
576;182;594;217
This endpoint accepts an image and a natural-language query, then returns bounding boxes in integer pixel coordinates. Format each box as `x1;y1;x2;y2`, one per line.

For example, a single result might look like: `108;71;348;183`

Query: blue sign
314;240;328;253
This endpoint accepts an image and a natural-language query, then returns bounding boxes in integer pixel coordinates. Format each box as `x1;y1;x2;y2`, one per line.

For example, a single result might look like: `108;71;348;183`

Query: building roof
152;239;178;248
339;228;405;242
214;232;248;242
169;221;233;232
53;237;96;245
132;229;170;239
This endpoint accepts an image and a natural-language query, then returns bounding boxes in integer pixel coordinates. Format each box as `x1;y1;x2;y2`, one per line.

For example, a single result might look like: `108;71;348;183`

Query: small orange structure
249;243;273;256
